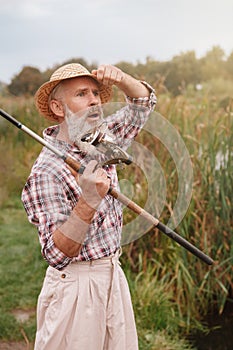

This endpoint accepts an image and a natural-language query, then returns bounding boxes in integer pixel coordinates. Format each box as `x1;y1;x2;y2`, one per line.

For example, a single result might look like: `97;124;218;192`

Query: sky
0;0;233;83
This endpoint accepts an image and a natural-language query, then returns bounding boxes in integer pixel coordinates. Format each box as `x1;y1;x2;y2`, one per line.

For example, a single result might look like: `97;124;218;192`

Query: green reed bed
121;92;233;332
0;93;232;348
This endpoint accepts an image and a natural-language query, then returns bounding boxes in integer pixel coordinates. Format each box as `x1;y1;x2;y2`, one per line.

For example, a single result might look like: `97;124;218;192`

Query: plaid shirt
22;89;156;270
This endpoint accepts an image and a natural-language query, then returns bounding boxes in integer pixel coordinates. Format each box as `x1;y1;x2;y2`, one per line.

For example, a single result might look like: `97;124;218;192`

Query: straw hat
35;63;112;122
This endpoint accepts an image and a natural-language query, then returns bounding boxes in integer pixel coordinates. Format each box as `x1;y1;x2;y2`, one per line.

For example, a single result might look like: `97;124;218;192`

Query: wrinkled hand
91;64;125;86
69;160;110;209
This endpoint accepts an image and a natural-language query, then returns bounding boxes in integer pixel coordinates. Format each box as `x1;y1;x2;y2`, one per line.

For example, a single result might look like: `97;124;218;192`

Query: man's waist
72;247;122;265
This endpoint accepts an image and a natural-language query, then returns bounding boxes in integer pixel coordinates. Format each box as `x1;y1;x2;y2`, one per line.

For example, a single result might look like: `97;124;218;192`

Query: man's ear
49;99;64;118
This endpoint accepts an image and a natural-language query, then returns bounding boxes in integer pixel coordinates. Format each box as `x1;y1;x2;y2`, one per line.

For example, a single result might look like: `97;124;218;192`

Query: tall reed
0;92;232;341
120;91;233;332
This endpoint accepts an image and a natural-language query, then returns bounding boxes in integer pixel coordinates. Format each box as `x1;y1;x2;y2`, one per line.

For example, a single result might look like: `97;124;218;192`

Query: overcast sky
0;0;232;83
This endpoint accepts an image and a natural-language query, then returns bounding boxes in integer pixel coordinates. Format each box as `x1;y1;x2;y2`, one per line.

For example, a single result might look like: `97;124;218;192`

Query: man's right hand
73;160;110;210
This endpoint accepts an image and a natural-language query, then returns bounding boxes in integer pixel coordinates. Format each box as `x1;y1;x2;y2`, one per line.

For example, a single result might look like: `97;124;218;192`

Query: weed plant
0;91;232;348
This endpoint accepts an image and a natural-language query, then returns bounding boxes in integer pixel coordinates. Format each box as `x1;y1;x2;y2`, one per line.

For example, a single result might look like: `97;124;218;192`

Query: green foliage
2;46;233;98
0;96;49;204
120;91;233;328
8;66;45;97
0;201;47;342
0;74;232;348
226;52;233;77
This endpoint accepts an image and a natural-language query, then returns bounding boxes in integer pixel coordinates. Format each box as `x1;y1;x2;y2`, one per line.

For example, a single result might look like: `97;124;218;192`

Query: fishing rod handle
109;187;213;265
65;156;85;174
156;222;213;265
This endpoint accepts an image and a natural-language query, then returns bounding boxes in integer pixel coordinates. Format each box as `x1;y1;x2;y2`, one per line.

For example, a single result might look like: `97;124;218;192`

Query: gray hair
48;81;64;104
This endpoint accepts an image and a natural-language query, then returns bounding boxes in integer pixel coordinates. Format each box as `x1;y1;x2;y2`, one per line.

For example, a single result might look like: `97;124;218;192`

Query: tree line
4;45;233;97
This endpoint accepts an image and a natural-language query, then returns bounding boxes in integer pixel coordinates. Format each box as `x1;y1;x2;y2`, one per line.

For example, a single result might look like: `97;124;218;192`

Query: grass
0;198;47;342
0;91;232;348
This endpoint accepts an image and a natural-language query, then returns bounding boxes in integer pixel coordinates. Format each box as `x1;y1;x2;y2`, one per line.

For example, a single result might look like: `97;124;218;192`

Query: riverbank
189;300;233;350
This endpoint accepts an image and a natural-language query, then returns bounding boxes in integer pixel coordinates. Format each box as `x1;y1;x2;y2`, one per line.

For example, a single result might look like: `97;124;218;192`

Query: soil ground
0;342;33;350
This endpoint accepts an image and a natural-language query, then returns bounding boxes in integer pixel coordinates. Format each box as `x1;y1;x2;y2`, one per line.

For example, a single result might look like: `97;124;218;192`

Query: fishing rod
0;108;214;265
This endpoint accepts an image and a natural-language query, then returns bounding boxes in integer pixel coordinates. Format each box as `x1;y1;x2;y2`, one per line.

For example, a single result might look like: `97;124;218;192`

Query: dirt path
0;342;33;350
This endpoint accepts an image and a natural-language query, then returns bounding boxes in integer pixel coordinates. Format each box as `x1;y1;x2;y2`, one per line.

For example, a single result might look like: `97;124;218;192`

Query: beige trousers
34;251;138;350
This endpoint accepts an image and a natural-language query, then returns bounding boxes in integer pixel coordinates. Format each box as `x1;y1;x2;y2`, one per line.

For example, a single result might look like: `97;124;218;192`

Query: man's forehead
62;76;100;90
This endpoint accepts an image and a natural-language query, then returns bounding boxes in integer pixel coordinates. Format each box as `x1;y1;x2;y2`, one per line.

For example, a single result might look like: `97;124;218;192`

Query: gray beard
64;105;105;157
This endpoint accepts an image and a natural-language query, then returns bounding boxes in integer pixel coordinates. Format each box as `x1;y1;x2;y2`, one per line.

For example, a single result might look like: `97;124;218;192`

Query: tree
225;51;233;78
200;46;226;81
164;51;201;95
8;66;44;96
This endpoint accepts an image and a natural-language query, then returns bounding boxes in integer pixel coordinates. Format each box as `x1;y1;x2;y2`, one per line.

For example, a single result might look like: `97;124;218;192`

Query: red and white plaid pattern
22;92;156;270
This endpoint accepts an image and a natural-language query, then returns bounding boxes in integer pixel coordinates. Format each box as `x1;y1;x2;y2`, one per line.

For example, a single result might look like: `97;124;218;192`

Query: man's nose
89;92;100;105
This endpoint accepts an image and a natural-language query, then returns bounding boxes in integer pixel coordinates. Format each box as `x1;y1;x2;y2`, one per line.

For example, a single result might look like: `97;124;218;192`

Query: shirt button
61;273;66;279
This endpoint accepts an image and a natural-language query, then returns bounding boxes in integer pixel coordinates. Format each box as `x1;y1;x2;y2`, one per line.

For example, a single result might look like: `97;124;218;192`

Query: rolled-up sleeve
22;170;74;270
126;81;157;110
106;82;157;149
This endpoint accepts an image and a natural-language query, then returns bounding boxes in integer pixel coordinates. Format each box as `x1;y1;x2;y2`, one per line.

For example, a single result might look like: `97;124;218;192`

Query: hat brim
35;74;112;122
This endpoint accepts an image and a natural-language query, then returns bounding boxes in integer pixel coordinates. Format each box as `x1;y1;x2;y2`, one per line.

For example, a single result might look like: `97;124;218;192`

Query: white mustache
87;105;102;116
77;105;103;120
64;105;104;145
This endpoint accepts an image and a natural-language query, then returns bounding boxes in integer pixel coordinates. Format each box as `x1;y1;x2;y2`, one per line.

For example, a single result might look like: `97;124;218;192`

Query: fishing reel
80;122;133;167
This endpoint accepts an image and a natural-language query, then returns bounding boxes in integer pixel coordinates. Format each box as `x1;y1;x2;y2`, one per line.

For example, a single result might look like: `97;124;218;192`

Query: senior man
22;62;156;350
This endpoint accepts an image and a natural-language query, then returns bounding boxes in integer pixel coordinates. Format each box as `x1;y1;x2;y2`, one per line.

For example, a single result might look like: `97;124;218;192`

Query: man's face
56;76;104;144
60;76;102;115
